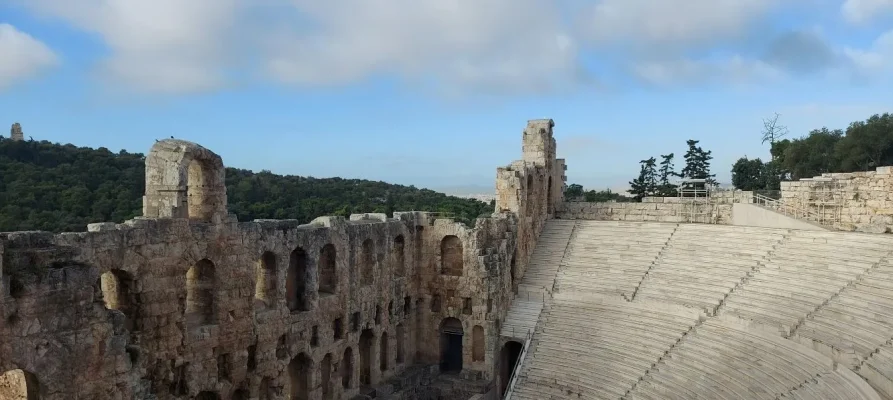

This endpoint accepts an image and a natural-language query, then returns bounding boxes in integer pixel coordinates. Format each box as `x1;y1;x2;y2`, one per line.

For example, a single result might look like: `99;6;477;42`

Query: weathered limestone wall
781;166;893;233
556;191;748;224
0;119;560;400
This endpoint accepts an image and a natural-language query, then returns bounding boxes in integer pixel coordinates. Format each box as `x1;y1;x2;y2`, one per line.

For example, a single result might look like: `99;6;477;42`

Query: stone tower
10;123;24;141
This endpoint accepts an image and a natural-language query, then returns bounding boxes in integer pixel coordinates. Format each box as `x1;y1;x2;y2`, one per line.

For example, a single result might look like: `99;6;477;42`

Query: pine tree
657;153;678;196
628;157;657;201
681;140;716;190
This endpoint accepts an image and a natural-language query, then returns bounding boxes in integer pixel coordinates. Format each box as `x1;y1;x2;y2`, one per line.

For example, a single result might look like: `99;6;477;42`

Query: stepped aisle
500;220;576;340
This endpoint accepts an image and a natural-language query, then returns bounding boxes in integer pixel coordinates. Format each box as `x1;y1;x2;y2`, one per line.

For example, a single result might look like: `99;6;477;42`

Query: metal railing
503;328;533;400
752;193;831;227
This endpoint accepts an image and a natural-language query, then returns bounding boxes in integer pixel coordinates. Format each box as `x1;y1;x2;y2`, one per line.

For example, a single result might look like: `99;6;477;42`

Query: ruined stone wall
556;191;750;225
780;166;893;233
0;119;560;400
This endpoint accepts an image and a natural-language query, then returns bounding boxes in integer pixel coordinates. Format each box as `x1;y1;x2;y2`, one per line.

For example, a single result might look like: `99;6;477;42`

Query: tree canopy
0;137;493;232
730;112;893;192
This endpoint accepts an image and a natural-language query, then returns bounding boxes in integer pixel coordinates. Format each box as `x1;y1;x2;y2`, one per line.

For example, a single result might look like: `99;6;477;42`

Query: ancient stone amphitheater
2;119;893;400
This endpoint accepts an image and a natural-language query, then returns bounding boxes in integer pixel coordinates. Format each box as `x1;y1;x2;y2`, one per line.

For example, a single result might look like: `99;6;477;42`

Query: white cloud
844;29;893;77
842;0;893;24
0;23;58;90
633;56;783;87
25;0;243;94
580;0;780;51
262;0;583;93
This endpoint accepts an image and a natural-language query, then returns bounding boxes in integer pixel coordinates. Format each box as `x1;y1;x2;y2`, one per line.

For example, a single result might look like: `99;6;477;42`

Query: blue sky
1;1;892;194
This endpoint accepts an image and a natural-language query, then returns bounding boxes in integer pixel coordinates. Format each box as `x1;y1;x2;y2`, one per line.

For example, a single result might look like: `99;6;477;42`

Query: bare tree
761;112;789;145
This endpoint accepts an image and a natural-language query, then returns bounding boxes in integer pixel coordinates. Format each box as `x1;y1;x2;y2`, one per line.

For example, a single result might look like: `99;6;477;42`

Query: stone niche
0;119;563;400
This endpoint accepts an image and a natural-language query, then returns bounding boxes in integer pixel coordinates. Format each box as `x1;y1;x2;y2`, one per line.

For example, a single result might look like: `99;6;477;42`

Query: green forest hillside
0;138;493;232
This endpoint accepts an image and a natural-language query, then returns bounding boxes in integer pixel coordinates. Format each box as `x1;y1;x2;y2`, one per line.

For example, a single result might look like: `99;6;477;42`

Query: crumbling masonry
0;120;565;399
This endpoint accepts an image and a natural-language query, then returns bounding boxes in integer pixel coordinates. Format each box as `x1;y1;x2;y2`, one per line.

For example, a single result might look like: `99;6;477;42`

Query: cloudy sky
1;0;891;193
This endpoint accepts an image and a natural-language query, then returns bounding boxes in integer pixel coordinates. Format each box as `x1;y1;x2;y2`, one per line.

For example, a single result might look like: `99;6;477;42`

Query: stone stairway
500;220;576;340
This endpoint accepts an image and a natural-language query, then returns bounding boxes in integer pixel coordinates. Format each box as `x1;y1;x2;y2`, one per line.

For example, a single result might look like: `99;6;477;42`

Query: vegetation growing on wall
0;138;492;232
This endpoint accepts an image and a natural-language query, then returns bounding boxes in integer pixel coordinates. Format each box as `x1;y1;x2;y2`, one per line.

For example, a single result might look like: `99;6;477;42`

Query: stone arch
186;259;216;326
499;341;524;397
320;353;332;398
547;175;553;212
359;329;374;385
392;235;405;277
472;325;485;362
342;347;353;389
255;252;277;308
195;392;220;400
0;369;39;399
143;139;227;222
360;239;374;286
319;244;337;295
287;247;310;312
439;318;464;373
288;353;313;400
440;235;463;276
100;269;137;329
380;331;389;371
396;323;405;364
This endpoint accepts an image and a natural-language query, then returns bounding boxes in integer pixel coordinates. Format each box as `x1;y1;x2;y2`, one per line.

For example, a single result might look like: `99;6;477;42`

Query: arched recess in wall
499;341;524;397
255;252;277;309
360;239;375;286
380;331;389;371
320;353;332;398
440;235;463;276
186;259;216;326
342;347;354;389
288;353;313;400
0;369;39;400
195;392;220;400
287;247;310;312
547;176;553;213
359;329;374;385
392;235;406;277
396;323;405;364
472;325;485;362
510;252;517;289
439;317;464;373
319;244;337;295
526;174;534;213
100;269;138;329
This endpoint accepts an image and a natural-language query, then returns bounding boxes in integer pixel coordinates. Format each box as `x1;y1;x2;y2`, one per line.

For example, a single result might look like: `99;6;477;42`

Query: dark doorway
499;341;524;396
439;318;464;373
359;329;374;386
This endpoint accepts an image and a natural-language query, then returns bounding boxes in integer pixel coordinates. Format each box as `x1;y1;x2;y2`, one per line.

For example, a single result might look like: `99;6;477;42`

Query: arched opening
359;329;374;386
440;235;463;276
319;244;337;295
547;176;553;212
186;259;215;326
320;353;332;398
187;158;217;221
392;235;405;277
195;391;220;400
0;369;38;399
380;332;389;371
100;269;137;329
499;341;524;397
439;318;464;373
287;247;310;312
526;174;534;213
255;252;277;308
360;239;374;286
396;323;405;364
342;347;353;389
472;325;485;362
288;353;312;400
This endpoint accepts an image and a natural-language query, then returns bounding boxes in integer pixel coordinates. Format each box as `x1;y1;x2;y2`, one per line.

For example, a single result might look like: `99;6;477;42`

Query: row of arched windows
97;234;465;329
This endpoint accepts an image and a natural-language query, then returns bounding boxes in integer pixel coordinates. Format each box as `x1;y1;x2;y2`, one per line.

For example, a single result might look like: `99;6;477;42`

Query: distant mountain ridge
0;137;493;232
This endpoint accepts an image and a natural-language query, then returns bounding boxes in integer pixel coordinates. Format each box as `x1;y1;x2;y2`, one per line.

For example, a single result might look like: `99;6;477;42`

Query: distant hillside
0;137;493;232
